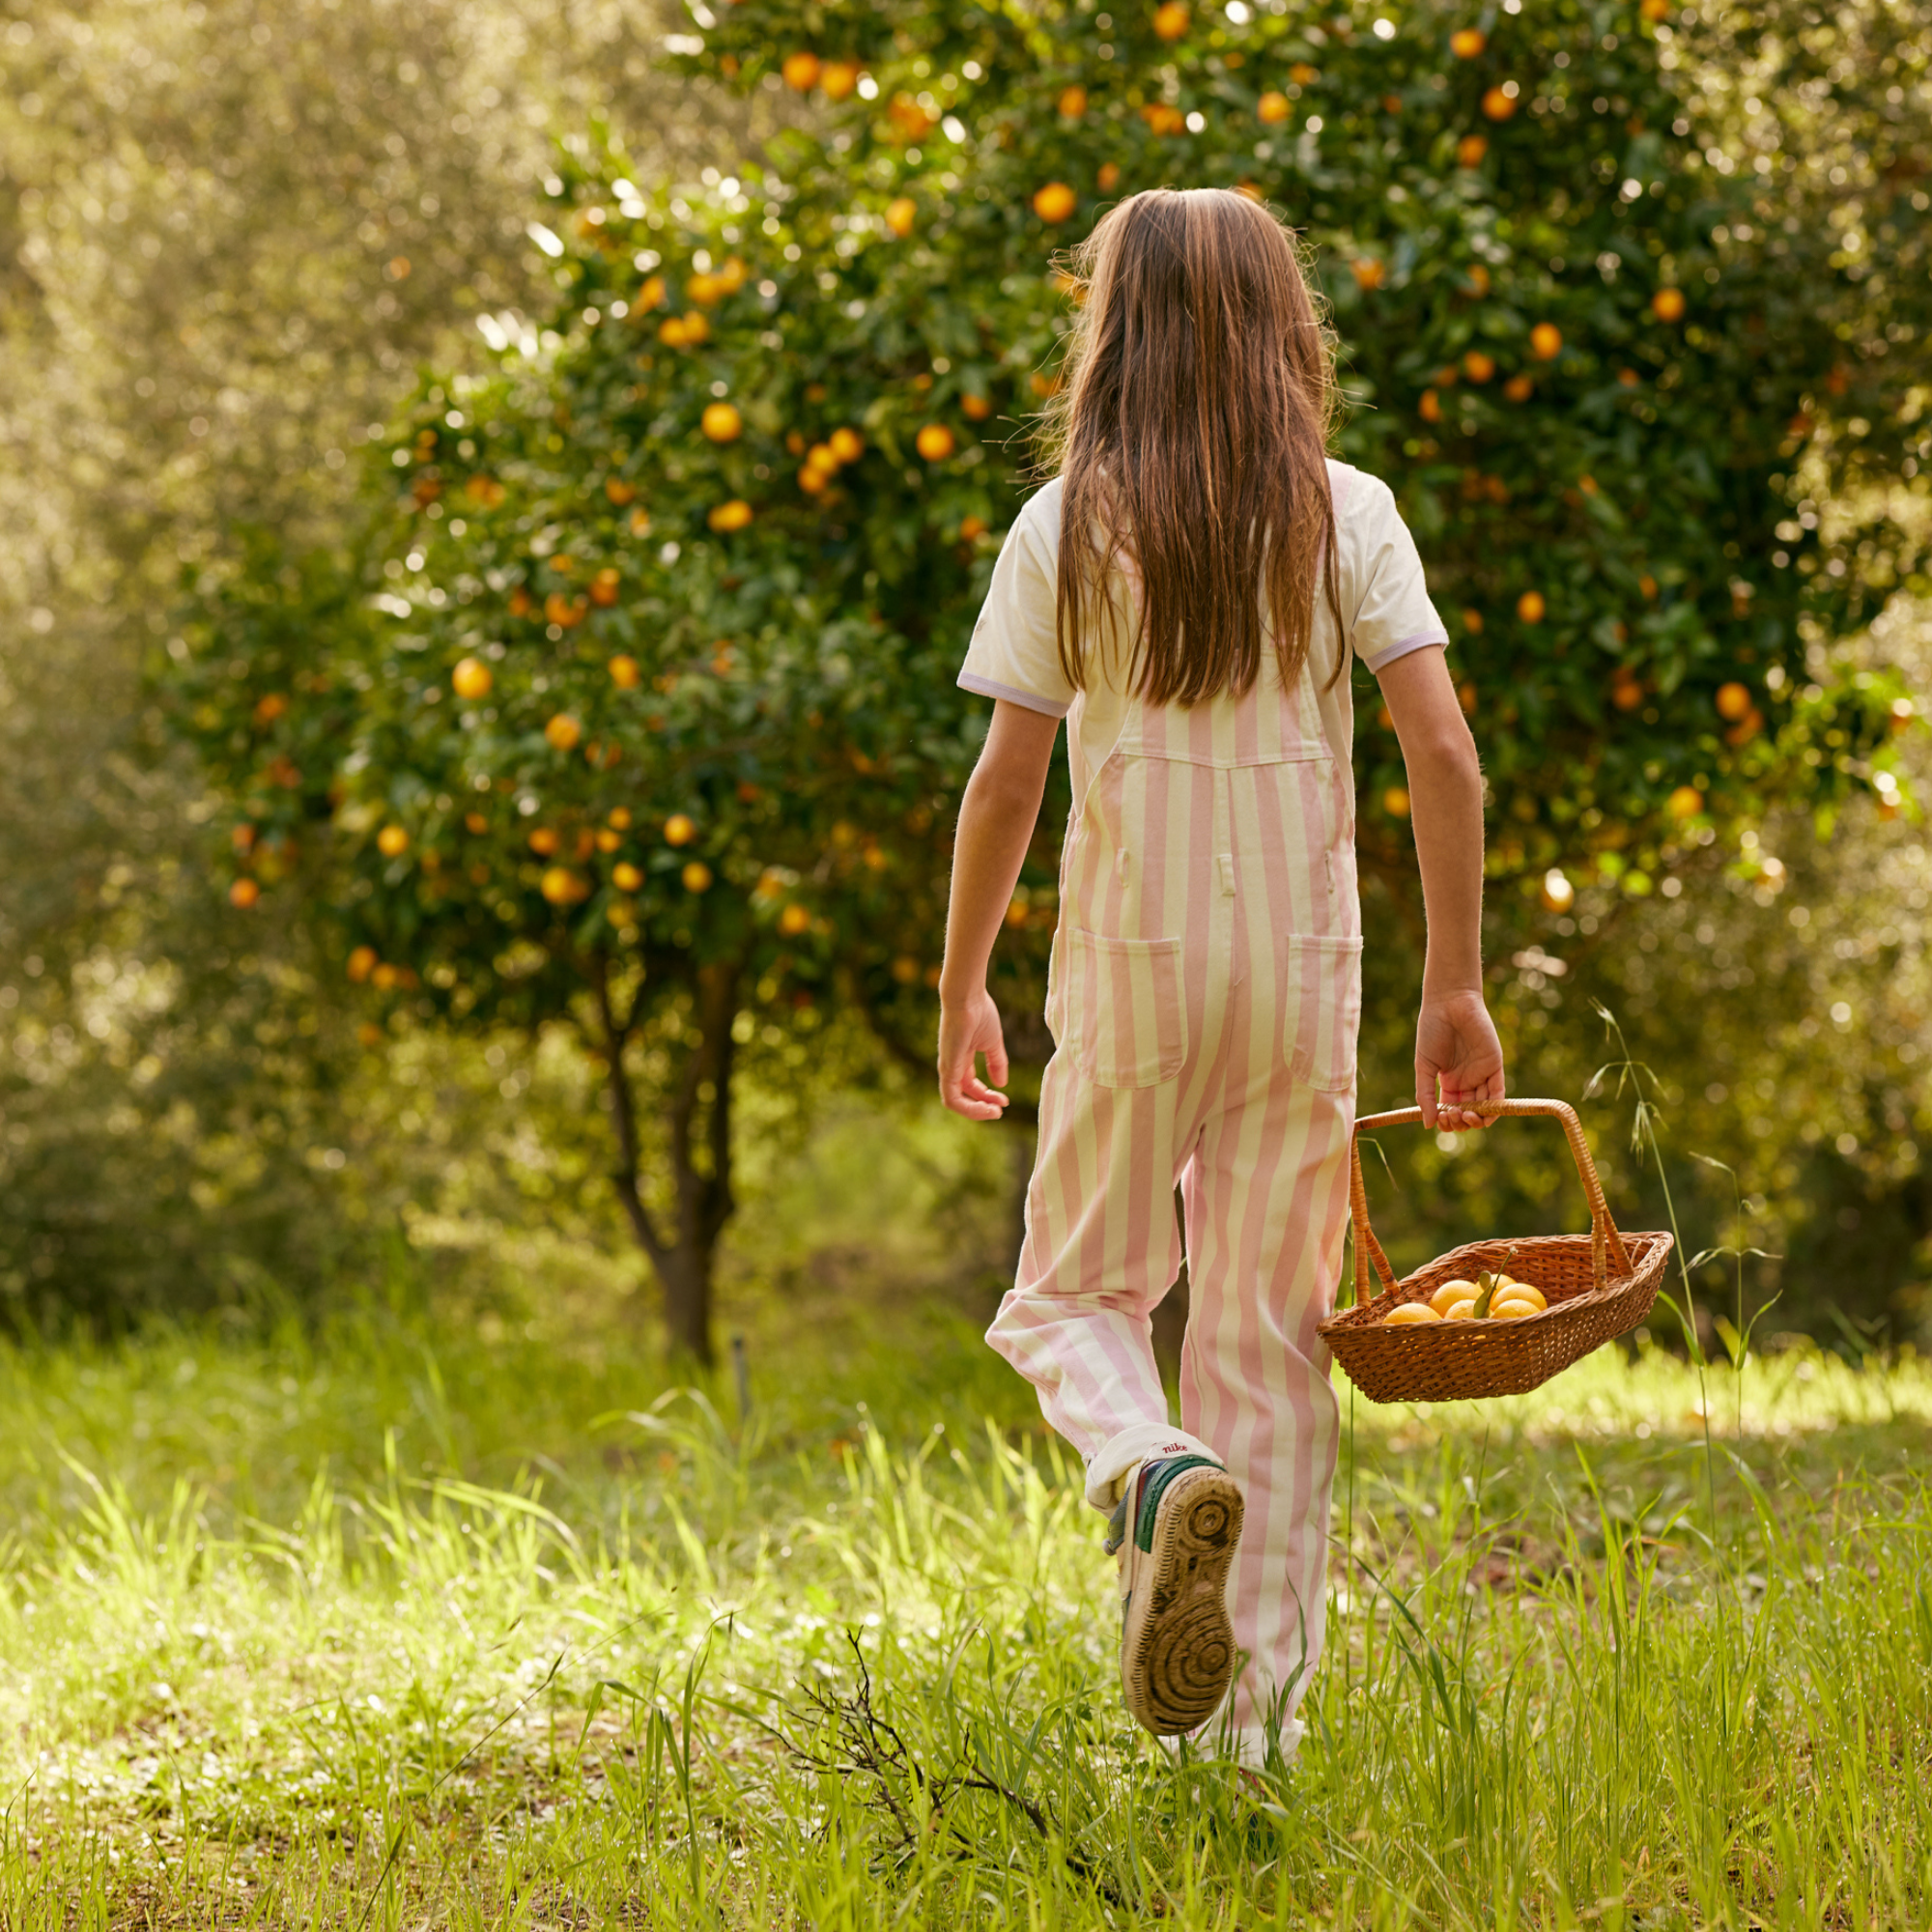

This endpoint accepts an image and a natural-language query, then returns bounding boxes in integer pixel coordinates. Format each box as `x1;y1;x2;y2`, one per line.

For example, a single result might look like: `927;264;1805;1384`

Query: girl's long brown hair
1042;187;1343;707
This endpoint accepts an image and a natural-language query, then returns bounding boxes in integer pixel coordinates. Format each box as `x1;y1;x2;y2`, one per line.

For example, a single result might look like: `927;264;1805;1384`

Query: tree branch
591;950;669;1265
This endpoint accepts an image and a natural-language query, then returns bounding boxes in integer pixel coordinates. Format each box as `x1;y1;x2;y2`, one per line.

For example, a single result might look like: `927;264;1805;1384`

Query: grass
3;1259;1931;1930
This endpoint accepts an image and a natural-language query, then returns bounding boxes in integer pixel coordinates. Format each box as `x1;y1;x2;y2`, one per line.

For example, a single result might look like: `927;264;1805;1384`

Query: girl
937;188;1505;1768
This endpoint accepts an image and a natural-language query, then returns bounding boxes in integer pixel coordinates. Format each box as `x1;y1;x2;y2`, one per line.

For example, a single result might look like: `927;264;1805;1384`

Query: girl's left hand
938;988;1011;1120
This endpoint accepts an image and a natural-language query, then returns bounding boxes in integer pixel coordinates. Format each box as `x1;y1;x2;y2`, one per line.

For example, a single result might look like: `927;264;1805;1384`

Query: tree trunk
592;952;742;1368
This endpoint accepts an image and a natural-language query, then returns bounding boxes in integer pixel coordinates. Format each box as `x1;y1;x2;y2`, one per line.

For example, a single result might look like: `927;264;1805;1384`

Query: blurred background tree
6;0;1927;1361
0;0;763;1327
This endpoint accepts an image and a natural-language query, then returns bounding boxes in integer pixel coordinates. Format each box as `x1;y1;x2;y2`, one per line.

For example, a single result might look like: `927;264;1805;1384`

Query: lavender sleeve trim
1361;630;1450;672
956;671;1072;719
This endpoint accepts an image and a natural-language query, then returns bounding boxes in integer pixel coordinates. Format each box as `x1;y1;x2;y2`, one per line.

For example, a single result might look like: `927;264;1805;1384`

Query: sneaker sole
1121;1466;1244;1737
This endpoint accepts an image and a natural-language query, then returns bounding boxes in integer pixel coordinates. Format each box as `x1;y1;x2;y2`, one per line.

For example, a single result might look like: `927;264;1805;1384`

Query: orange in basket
1317;1098;1674;1403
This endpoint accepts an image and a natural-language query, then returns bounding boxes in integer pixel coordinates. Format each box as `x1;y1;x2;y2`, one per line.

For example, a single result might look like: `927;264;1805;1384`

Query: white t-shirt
957;460;1447;795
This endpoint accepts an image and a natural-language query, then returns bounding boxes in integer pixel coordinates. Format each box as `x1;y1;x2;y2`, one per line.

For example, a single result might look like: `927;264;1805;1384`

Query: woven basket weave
1317;1098;1673;1405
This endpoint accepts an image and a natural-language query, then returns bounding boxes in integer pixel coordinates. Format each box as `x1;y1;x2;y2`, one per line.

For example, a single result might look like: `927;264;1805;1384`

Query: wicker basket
1317;1098;1673;1405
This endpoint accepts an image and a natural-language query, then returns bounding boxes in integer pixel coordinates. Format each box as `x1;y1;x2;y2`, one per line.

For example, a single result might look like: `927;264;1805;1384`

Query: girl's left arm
937;699;1062;1119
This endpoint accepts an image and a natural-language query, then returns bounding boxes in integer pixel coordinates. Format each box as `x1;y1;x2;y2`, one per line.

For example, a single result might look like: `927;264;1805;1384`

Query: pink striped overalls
986;612;1360;1762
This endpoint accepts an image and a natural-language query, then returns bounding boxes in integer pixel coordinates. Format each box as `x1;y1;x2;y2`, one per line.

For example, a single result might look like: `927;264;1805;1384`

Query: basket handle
1349;1098;1634;1308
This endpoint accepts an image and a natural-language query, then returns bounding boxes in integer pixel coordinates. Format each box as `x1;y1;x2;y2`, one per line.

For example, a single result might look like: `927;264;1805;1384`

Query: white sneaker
1106;1455;1245;1738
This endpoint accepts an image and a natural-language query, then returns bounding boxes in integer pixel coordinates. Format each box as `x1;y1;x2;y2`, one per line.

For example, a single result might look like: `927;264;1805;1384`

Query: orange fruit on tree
1258;91;1291;124
1639;0;1669;19
681;861;713;893
1152;2;1189;40
629;506;652;537
1529;322;1562;359
1668;784;1705;818
347;945;378;982
701;402;742;442
1383;785;1411;818
229;877;261;909
1033;182;1077;223
884;196;917;238
781;50;821;92
545;591;586;628
590;567;621;607
829;426;865;464
452;657;493;700
464;811;488;834
798;463;830;495
1483;87;1517;120
889;93;934;138
664;812;696;846
1419;388;1442;423
377;825;410;857
528;827;560;856
634;275;666;312
961;393;994;421
959;515;989;541
609;654;640;689
658;317;688;349
1652;287;1686;322
605;478;637;506
1450;27;1486;56
778;902;812;936
1457;132;1489;167
545;713;582;753
1717;681;1752;722
595;828;621;854
708;498;753;533
371;963;399;991
1517;589;1546;622
1463;350;1495;383
540;867;590;907
1503;374;1534;402
1097;160;1122;191
916;422;956;461
612;861;643;893
253;692;289;725
1351;258;1385;291
608;808;632;830
1058;85;1088;118
1612;675;1645;712
820;59;859;99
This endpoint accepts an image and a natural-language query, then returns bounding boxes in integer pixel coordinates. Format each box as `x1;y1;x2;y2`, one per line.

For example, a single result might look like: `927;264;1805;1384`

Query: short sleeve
1343;474;1450;674
957;497;1075;719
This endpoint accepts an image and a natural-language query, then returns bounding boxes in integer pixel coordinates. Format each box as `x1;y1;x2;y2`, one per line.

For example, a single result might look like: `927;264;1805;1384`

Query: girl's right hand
938;988;1011;1121
1414;989;1505;1131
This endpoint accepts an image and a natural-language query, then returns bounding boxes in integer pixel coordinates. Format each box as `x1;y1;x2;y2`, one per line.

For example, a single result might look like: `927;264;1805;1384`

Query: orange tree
173;0;1921;1362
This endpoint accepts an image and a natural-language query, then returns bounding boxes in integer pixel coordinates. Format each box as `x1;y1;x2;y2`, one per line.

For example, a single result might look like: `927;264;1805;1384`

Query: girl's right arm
1376;646;1506;1132
937;699;1062;1119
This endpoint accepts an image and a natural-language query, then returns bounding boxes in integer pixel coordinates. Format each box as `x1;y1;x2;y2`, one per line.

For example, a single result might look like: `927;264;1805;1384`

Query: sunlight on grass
2;1317;1929;1926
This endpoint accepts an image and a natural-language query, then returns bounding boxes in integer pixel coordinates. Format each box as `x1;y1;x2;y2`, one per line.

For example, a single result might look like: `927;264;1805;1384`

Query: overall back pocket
1281;933;1365;1094
1061;927;1188;1089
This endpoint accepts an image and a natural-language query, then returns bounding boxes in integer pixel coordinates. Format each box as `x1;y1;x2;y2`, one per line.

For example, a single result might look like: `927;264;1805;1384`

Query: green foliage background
1;0;1927;1348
